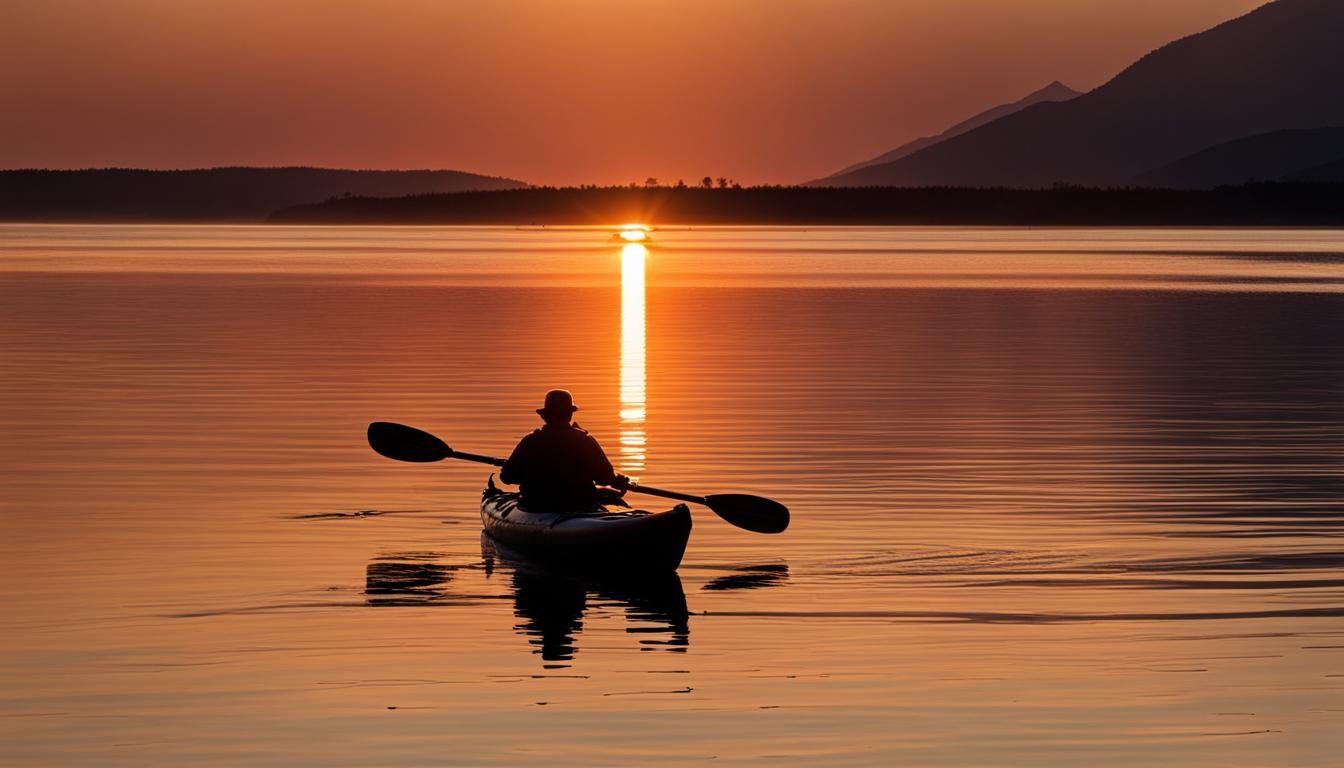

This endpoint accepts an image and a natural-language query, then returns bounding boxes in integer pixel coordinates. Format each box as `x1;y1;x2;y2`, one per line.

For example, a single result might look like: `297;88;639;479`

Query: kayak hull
480;483;692;573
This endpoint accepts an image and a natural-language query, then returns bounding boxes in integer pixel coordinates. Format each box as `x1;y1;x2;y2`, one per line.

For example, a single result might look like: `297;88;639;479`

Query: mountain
817;81;1080;182
1134;127;1344;187
822;0;1344;188
0;167;528;222
1283;157;1344;183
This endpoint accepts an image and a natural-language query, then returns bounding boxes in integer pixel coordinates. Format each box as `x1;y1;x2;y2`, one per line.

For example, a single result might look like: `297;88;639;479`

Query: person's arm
585;434;628;490
499;436;530;486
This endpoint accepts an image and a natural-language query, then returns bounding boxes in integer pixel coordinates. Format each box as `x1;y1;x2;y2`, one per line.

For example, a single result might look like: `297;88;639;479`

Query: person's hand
613;473;632;491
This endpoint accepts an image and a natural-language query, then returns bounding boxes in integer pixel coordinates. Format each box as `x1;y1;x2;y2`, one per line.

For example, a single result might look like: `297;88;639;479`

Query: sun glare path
619;242;648;474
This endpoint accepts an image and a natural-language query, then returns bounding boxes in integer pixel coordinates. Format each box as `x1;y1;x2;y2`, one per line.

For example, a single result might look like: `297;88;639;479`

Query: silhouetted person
500;390;627;510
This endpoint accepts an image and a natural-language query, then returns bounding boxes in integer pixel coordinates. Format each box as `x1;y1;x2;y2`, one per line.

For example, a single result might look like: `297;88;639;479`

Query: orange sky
1;0;1264;185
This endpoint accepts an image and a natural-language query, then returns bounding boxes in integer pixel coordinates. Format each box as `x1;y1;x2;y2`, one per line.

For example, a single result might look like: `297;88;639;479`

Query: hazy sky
2;0;1265;185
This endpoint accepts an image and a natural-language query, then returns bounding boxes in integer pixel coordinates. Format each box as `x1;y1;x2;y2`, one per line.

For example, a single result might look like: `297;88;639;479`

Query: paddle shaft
443;448;707;504
627;483;708;505
450;450;505;467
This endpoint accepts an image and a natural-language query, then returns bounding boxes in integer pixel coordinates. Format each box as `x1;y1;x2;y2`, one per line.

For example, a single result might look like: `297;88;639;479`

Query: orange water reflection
3;226;1344;767
619;242;648;474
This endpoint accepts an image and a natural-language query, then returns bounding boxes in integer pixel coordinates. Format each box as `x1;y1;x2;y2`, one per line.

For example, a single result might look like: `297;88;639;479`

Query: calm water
2;225;1342;766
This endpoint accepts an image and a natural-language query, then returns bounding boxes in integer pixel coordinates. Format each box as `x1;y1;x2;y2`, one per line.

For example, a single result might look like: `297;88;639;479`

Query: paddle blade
367;422;453;463
703;494;790;534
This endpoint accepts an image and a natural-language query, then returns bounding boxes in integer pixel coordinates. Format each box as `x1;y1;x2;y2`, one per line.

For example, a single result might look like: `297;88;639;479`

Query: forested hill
0;167;528;221
267;183;1344;226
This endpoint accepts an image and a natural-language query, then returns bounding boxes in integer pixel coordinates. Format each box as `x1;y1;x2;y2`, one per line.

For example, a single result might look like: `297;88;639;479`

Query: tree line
270;182;1344;226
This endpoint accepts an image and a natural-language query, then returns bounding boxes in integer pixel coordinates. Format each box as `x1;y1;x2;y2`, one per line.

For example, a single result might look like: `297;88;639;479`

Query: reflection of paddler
484;533;689;662
511;568;587;661
598;572;689;652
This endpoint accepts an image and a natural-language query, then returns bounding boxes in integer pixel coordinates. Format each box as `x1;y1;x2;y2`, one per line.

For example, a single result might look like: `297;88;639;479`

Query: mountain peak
822;0;1344;188
1037;81;1081;99
817;80;1082;181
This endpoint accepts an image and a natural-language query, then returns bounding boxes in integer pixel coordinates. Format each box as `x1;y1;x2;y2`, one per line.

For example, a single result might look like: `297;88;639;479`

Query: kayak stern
480;484;692;573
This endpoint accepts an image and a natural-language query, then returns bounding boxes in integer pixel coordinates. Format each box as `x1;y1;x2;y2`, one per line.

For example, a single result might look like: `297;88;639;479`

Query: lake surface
2;225;1342;766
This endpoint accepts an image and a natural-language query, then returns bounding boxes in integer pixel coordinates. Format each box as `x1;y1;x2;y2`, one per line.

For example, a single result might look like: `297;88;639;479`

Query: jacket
499;423;617;509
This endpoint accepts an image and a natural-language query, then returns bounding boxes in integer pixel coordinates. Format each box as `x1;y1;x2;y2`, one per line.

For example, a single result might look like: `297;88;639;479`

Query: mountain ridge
822;0;1344;188
818;81;1081;181
1134;127;1344;187
1285;157;1344;182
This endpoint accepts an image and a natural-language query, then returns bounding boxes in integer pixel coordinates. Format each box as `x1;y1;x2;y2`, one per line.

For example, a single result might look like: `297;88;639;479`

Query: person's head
536;389;578;425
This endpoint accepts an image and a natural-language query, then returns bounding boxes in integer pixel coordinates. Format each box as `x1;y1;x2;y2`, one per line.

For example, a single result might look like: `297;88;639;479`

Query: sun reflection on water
619;241;648;473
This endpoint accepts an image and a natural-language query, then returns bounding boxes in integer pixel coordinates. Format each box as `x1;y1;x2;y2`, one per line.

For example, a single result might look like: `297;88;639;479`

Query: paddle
367;421;789;534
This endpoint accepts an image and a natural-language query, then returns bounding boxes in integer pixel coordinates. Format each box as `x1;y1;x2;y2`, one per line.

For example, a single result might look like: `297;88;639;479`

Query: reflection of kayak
481;479;692;572
481;532;690;661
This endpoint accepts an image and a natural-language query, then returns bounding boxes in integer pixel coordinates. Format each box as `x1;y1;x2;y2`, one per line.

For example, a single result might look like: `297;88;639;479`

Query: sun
617;224;651;242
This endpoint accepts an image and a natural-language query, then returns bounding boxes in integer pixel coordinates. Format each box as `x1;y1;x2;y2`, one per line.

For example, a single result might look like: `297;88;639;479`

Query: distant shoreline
3;179;1343;227
266;184;1344;227
0;167;527;223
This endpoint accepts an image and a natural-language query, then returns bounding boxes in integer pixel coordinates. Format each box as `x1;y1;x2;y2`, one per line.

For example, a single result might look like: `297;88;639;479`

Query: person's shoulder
561;424;600;444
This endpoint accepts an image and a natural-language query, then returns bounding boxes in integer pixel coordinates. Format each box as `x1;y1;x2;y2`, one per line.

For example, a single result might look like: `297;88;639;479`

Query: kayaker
500;389;629;510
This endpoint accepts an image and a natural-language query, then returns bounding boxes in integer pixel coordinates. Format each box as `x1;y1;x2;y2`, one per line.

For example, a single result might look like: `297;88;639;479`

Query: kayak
480;478;692;572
